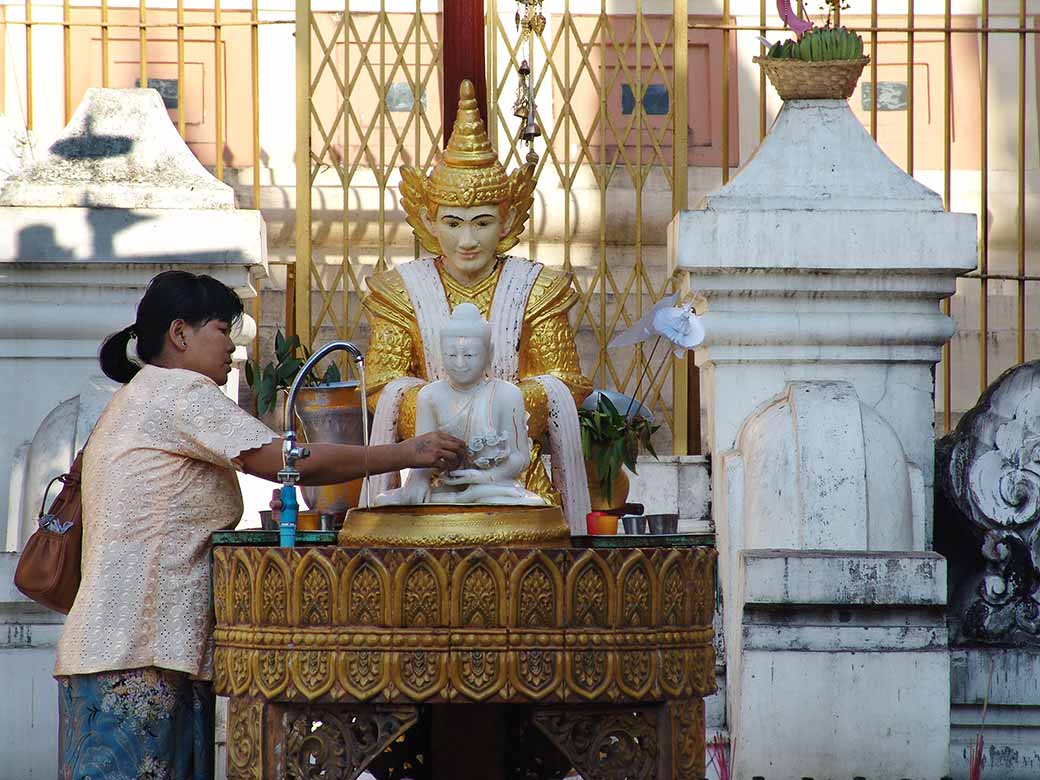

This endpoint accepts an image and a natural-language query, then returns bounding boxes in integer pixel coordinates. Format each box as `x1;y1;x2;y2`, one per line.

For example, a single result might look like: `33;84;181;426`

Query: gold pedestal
338;503;570;547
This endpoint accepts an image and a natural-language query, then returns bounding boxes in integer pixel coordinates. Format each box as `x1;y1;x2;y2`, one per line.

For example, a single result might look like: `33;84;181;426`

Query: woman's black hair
99;270;244;383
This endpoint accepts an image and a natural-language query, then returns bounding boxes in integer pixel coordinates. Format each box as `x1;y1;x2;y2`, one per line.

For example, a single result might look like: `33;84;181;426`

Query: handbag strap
37;447;86;519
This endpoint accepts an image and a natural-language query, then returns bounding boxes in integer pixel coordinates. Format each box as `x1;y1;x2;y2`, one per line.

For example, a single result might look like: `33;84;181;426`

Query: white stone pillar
0;88;268;549
669;98;976;779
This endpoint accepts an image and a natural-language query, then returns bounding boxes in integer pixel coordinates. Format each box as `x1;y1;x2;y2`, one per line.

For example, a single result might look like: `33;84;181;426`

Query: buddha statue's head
400;80;536;284
440;303;492;389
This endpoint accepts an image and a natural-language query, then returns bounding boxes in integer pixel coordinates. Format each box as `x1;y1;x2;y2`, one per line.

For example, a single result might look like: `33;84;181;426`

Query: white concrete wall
0;553;63;780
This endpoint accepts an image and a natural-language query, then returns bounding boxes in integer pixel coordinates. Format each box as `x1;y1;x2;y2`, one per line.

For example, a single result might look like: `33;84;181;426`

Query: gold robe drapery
363;256;592;504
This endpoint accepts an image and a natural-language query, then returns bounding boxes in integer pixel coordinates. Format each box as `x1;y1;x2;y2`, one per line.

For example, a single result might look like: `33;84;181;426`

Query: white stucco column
669;98;976;780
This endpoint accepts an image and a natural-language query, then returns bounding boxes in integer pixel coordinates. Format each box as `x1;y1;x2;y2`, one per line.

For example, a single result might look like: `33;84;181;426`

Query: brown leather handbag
14;449;85;614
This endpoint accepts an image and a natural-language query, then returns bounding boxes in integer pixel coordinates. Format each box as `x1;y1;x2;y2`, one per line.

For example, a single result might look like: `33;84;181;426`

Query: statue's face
441;335;489;388
430;204;507;282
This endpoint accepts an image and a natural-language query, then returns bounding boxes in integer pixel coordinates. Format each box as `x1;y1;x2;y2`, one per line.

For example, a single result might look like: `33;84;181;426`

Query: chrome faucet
277;340;369;546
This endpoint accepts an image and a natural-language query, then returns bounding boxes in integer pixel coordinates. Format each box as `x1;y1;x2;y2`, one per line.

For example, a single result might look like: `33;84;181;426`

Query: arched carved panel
617;650;656;699
339;649;388;701
231;552;255;626
293;552;337;627
254;648;289;699
451;551;506;628
393;649;447;701
659;552;688;627
229;647;253;696
510;551;564;629
566;649;612;700
618;552;657;628
394;553;449;628
565;551;615;628
256;556;290;627
509;647;563;700
340;552;391;626
659;647;688;696
290;650;336;700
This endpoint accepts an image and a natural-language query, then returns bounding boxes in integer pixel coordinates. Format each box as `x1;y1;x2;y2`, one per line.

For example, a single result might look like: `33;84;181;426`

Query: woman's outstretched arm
237;431;467;486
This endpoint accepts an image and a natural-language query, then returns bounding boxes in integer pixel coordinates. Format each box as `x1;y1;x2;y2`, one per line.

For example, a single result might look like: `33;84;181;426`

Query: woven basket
753;55;870;100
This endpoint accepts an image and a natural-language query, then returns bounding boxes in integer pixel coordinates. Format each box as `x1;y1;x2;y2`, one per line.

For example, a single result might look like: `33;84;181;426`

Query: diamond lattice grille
303;4;699;450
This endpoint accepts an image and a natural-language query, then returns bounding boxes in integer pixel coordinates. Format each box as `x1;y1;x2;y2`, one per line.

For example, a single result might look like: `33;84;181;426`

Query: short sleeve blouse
55;365;278;679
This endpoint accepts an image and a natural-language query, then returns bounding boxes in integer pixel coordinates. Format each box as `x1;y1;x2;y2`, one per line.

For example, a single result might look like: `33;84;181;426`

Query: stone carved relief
284;705;418;780
226;698;262;780
938;361;1040;644
668;699;705;780
532;708;658;780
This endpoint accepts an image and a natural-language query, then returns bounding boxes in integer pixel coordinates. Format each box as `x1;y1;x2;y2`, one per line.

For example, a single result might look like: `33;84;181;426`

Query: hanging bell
513;60;532;120
520;119;542;143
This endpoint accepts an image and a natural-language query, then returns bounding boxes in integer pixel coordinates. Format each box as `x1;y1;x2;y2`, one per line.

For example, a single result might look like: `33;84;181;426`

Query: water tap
278;340;368;547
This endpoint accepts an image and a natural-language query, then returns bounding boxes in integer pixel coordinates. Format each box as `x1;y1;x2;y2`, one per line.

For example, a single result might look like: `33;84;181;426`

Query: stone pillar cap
0;88;234;209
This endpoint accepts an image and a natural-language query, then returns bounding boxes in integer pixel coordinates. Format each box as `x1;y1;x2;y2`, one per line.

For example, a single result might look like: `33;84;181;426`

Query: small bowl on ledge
644;513;679;534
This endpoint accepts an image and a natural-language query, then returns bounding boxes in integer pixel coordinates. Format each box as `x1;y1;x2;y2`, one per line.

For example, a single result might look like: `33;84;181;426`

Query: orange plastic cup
586;511;618;535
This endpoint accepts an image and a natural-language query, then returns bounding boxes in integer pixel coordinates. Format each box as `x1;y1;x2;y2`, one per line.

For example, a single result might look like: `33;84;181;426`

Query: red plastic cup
586;511;618;535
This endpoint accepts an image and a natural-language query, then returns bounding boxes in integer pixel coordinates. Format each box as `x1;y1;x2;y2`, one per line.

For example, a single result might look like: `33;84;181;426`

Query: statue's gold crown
427;80;510;207
400;80;537;256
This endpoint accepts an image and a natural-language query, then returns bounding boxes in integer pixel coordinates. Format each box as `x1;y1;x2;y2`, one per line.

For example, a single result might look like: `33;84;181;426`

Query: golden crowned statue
362;80;593;531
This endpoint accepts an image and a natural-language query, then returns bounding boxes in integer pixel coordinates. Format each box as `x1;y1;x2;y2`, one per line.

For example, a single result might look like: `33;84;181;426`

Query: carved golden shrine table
212;531;716;780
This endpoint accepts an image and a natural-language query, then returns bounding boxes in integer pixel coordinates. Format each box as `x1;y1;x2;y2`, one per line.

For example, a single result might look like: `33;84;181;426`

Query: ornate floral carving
518;564;556;628
938;361;1040;644
342;650;384;698
402;563;441;627
569;650;608;697
348;564;383;625
661;563;686;627
226;698;262;780
398;650;441;698
300;564;332;626
621;562;652;628
212;546;716;707
659;648;686;695
515;649;556;695
293;651;334;699
259;565;287;625
618;651;653;696
532;708;658;780
284;705;418;780
458;649;499;694
460;565;498;627
229;647;252;694
256;649;288;698
668;699;705;780
232;559;253;625
571;561;609;627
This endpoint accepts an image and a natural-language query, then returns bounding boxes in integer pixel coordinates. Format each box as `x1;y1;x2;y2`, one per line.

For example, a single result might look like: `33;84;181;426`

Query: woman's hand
397;431;467;471
438;468;486;486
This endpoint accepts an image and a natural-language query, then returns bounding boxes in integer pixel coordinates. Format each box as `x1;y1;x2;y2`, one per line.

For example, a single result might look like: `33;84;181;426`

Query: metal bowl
644;513;679;534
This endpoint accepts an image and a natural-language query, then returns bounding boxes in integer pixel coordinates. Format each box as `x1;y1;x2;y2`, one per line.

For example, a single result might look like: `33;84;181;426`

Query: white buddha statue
374;303;546;507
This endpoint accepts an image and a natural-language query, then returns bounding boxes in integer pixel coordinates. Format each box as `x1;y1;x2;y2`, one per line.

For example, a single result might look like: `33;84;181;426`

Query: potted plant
580;391;658;511
580;294;705;511
753;0;869;101
246;330;367;519
245;329;341;423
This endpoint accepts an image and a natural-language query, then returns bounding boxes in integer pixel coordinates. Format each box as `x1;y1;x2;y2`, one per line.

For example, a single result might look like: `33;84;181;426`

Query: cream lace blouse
55;365;278;680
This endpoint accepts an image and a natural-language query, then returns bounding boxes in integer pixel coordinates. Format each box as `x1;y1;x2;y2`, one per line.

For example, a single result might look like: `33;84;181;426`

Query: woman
54;270;465;780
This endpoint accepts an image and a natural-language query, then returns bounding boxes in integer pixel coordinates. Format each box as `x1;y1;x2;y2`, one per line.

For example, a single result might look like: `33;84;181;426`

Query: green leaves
244;328;344;417
578;393;660;500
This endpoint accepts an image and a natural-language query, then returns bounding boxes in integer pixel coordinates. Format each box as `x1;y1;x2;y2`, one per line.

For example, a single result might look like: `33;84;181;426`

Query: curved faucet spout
278;341;369;487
